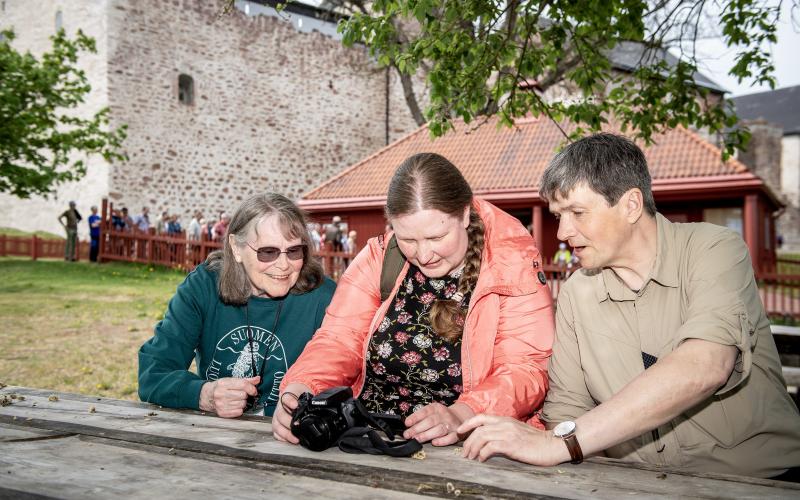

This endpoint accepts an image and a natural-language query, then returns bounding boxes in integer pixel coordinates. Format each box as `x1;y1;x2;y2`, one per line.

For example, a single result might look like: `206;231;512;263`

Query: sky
693;2;800;97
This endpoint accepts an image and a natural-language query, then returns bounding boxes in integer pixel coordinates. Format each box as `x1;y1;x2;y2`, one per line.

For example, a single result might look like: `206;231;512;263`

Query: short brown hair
539;133;657;216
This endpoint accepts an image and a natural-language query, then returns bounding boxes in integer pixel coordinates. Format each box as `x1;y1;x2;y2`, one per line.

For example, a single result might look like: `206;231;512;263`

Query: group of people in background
58;192;370;266
109;206;190;237
306;216;358;253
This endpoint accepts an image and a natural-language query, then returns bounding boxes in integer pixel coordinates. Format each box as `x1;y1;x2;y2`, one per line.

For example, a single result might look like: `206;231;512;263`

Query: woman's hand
272;383;312;444
199;376;260;418
403;402;475;446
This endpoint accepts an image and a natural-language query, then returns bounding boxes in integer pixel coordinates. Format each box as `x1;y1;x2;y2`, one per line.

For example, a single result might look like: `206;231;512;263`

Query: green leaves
0;29;127;199
336;0;784;157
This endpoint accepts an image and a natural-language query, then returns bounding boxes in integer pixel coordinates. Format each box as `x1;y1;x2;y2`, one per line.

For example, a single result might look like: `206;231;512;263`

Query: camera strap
337;427;422;457
336;399;422;457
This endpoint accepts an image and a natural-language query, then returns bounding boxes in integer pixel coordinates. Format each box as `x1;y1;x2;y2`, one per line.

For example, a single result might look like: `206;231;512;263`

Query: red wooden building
299;116;783;273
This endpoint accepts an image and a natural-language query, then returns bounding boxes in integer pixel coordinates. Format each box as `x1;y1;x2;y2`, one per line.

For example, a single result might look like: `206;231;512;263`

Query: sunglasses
246;242;307;263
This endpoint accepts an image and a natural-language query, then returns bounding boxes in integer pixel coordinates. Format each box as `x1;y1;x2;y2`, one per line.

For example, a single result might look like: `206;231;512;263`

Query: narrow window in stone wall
178;74;194;106
55;10;63;32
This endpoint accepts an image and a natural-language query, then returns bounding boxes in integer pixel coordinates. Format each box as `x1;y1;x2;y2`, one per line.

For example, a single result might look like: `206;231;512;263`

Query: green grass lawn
0;258;186;400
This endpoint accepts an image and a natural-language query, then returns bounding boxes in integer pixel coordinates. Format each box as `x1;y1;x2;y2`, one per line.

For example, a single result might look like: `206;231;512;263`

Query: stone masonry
0;0;420;239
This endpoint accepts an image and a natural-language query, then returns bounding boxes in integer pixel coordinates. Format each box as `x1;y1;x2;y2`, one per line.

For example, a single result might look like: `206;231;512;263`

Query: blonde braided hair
428;208;484;341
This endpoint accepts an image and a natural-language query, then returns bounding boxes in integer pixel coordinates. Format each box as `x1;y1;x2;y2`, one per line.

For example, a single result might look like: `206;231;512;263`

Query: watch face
554;420;576;437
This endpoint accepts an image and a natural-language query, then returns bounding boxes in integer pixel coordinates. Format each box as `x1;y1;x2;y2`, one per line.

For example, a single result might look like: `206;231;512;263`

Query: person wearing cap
58;201;82;261
459;133;800;481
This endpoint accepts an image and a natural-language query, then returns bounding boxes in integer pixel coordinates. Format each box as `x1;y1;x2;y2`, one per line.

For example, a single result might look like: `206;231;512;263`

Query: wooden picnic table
1;386;798;499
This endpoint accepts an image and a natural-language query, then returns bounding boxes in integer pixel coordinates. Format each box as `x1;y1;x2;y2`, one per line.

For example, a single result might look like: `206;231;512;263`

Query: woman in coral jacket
274;153;555;446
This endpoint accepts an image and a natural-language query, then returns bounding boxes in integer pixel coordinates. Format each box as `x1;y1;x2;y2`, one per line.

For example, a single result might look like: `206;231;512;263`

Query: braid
428;208;485;342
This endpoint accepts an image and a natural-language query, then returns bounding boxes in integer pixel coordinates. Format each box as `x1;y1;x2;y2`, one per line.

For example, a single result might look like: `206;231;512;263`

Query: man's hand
198;376;259;418
458;414;567;465
403;402;475;446
272;383;312;444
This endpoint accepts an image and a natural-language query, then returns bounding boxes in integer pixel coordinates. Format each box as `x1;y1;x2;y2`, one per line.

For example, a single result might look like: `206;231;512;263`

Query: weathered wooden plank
0;422;69;443
1;387;798;499
0;415;548;500
0;435;424;499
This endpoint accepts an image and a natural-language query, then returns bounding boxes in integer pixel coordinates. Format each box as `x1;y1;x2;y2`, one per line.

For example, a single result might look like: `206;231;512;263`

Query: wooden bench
1;386;798;498
783;366;800;388
772;325;800;337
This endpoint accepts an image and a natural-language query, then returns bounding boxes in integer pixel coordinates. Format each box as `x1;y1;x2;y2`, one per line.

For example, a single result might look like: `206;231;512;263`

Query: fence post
31;235;38;261
99;198;108;263
0;234;6;257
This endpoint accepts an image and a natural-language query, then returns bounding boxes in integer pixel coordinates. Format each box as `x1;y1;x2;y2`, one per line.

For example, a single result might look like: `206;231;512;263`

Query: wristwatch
553;420;583;464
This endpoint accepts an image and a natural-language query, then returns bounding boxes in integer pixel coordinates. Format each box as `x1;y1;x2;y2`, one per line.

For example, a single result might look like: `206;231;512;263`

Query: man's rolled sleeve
670;231;757;394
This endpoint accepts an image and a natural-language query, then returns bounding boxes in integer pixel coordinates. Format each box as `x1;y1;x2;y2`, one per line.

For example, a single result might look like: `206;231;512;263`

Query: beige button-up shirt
542;213;800;477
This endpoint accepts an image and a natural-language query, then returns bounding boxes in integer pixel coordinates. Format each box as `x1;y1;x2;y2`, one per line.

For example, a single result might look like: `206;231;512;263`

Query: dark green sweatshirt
138;263;335;416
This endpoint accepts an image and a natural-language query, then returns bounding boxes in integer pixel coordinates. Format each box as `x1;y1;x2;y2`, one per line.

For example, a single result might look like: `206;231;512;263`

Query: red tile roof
300;115;758;205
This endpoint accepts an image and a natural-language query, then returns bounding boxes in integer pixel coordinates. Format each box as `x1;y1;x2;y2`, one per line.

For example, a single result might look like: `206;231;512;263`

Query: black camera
290;386;405;452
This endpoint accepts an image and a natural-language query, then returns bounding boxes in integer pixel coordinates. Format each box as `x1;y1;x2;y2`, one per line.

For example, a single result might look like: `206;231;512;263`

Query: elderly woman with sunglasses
138;193;336;418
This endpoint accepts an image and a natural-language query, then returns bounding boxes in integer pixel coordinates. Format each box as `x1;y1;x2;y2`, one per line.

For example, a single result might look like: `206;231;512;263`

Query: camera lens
295;414;339;452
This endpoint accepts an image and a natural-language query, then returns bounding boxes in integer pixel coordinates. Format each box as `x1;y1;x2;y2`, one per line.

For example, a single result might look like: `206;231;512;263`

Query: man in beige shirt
459;133;800;480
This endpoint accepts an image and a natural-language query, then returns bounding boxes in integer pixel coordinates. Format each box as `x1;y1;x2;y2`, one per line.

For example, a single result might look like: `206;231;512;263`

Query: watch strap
563;432;583;464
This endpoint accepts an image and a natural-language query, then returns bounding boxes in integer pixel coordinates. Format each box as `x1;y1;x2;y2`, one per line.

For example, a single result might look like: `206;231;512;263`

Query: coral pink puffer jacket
282;198;555;420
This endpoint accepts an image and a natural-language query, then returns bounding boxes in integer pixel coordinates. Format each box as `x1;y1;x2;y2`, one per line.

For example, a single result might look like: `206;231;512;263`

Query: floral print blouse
359;264;471;417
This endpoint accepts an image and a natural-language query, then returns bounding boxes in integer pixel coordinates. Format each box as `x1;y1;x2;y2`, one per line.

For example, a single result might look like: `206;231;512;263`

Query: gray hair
539;133;657;216
206;193;323;305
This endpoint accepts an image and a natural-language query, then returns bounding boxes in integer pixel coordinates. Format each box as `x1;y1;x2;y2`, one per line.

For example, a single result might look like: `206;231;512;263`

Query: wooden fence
99;228;222;270
778;256;800;274
0;234;90;261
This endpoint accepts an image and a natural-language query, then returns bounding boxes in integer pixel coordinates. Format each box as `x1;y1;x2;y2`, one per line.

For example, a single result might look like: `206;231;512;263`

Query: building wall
105;0;418;228
779;135;800;252
0;0;420;239
0;0;111;240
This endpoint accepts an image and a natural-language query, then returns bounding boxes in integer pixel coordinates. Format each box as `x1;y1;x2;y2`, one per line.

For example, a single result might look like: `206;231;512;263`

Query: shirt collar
594;212;679;303
649;213;680;289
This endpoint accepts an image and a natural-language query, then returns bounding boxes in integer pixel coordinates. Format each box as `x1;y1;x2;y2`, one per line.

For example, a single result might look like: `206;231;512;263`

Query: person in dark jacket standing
138;193;336;417
88;206;101;262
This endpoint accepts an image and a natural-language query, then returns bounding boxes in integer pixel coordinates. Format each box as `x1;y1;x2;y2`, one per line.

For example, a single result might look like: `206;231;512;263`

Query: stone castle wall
105;0;419;227
779;135;800;252
0;0;421;238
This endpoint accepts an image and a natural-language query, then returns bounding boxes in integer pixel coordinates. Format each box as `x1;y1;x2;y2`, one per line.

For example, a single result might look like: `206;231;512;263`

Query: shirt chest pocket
575;323;644;403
